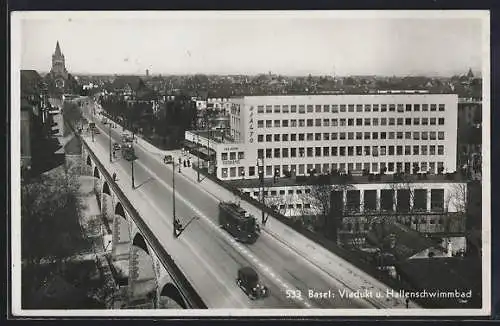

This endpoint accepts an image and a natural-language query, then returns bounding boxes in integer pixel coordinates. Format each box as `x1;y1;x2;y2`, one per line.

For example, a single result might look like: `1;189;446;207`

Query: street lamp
169;159;197;238
197;132;201;182
257;157;268;225
109;123;112;162
124;146;138;189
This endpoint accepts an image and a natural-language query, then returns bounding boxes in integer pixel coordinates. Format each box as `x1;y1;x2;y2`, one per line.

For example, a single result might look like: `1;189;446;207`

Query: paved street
75;98;415;309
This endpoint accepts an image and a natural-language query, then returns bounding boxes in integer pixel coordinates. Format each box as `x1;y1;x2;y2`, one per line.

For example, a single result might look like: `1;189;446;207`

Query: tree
443;182;468;234
63;101;83;133
300;174;353;240
21;165;93;307
21;169;91;268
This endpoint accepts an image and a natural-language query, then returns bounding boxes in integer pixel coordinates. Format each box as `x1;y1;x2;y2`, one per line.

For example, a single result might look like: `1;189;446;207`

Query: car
113;143;121;150
236;266;269;300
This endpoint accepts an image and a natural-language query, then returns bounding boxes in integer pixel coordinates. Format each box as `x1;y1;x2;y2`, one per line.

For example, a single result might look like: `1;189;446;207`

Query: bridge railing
69;120;207;309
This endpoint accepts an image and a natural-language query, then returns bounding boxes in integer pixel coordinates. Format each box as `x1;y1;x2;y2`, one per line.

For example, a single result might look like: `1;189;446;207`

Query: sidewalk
88;102;417;309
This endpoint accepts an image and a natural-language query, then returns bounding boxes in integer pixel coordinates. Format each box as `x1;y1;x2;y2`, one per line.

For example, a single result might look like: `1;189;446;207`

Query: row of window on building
341;215;447;233
257;117;446;128
256;144;445;159
220;161;445;178
246;188;447;213
256;103;446;114
256;130;446;143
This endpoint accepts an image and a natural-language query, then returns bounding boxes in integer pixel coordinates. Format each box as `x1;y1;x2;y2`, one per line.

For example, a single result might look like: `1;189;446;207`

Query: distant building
49;41;69;89
207;98;231;115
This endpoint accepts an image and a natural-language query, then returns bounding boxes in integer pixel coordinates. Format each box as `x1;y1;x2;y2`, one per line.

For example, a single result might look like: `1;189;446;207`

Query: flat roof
227;173;466;189
186;130;239;145
230;92;458;99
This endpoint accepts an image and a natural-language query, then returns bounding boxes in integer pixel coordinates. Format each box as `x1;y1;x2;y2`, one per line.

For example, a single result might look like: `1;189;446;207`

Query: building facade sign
248;105;254;143
222;160;241;165
224;146;239;151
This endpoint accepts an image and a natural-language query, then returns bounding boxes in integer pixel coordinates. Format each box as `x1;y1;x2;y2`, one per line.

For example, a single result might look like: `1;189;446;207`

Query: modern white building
186;92;458;181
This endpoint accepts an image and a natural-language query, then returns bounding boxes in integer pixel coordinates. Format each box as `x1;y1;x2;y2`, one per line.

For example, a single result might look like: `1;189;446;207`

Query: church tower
50;41;68;88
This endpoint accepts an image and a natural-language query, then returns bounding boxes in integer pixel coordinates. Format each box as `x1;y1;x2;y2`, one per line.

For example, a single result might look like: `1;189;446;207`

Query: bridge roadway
82;111;372;309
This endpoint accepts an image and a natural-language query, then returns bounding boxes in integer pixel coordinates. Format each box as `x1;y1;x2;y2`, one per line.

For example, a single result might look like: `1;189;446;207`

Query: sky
16;11;487;76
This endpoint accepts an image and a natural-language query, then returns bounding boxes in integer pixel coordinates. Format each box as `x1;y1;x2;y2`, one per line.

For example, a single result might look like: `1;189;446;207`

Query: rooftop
396;257;482;308
186;130;237;145
230;91;459;99
366;222;439;261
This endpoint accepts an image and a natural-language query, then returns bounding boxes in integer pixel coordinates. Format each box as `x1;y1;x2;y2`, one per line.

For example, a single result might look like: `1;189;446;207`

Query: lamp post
131;159;135;189
197;132;201;182
257;157;268;225
109;123;112;162
172;160;177;237
170;159;197;238
125;147;138;189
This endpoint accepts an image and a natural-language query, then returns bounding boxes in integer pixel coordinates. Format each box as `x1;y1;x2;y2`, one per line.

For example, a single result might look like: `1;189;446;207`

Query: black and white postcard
10;10;491;317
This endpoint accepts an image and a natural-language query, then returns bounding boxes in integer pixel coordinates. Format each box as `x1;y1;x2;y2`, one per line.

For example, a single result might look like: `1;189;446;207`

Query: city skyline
17;11;486;77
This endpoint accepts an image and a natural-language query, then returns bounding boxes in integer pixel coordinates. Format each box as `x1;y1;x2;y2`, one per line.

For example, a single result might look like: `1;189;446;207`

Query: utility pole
109;123;112;162
207;120;210;173
172;160;177;237
125;147;138;189
257;157;268;225
197;132;200;182
131;159;135;189
171;159;197;238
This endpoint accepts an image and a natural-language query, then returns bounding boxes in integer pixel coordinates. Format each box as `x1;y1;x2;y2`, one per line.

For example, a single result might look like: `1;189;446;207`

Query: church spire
467;68;474;78
55;41;62;57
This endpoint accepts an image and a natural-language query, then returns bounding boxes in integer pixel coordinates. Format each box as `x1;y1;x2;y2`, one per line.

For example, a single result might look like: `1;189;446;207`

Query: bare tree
448;183;468;214
265;195;287;216
300;174;353;240
443;182;468;234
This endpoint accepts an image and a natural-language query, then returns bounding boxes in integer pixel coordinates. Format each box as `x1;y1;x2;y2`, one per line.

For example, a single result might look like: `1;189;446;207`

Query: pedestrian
113;172;117;181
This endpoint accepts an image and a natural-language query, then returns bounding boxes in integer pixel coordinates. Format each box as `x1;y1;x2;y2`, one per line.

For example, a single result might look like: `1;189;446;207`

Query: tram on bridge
219;202;260;244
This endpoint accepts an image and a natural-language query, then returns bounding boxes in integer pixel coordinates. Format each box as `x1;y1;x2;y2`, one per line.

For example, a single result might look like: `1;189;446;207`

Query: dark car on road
236;266;269;300
113;143;121;151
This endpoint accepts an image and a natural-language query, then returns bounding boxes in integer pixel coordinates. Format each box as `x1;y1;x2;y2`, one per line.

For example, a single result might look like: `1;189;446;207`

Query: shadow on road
135;176;156;190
